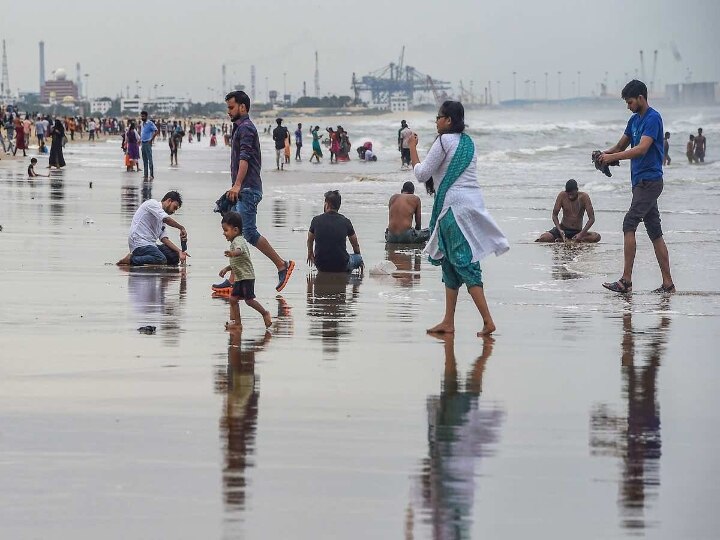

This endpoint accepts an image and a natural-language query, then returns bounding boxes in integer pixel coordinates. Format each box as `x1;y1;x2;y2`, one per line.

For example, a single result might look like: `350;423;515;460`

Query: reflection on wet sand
125;267;187;345
272;198;287;228
551;243;582;280
49;172;64;222
590;299;670;531
384;247;423;323
306;272;362;356
214;298;293;531
408;336;505;539
121;180;139;220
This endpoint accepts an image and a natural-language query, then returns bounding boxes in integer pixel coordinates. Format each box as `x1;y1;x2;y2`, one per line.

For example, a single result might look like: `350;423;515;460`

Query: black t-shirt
272;126;288;150
309;211;355;272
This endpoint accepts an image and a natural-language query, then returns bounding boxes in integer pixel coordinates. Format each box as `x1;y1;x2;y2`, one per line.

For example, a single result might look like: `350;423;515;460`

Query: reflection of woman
410;101;509;336
48;119;66;168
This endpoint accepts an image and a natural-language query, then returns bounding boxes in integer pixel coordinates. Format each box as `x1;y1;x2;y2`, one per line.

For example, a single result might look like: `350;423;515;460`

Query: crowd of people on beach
109;79;683;337
1;77;705;336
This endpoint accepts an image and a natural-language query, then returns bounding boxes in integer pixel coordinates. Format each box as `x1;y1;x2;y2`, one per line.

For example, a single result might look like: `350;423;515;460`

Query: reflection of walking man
140;111;158;180
598;80;675;294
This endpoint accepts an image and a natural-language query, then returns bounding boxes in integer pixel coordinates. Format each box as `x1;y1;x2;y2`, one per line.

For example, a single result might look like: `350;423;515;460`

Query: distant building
665;82;718;105
121;96;191;115
389;93;409;112
41;68;79;102
90;98;113;115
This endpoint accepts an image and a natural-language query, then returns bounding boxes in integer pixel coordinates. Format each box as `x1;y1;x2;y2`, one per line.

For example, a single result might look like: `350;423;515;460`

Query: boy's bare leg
226;299;242;329
468;285;496;336
245;299;272;328
427;287;459;334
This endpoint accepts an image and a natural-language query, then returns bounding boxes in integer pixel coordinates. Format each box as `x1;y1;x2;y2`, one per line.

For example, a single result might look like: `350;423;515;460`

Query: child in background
218;211;272;330
284;131;291;164
663;131;671;166
687;134;697;164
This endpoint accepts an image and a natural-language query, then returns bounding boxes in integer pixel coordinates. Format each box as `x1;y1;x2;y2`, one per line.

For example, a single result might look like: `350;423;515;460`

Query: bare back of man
388;193;421;234
536;189;601;243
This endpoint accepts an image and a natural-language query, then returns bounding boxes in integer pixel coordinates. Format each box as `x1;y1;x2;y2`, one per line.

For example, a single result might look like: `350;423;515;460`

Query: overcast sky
1;0;718;102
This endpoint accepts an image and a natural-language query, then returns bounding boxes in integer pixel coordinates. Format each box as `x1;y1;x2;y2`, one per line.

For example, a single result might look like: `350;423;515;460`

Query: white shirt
413;133;509;262
89;120;97;131
128;199;169;251
364;149;374;160
400;127;412;149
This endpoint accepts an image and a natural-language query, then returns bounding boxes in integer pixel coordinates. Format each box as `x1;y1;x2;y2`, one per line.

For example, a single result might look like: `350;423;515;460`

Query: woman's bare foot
477;321;496;336
225;320;242;330
427;322;454;334
262;311;272;328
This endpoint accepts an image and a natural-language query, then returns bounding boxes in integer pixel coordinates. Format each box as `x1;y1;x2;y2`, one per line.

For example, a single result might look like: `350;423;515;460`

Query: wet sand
1;119;719;539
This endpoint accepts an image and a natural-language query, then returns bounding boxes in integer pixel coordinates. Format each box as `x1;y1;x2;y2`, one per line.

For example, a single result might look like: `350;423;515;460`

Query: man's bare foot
427;322;455;334
225;320;242;330
116;253;132;265
477;322;496;336
262;311;272;328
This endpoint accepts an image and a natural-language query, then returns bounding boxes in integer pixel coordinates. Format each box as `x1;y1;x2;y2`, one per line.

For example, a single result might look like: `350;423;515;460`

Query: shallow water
1;106;719;539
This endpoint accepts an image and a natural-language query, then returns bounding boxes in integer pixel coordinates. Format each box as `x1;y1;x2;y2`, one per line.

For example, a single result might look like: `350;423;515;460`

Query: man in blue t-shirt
140;110;158;180
598;80;675;294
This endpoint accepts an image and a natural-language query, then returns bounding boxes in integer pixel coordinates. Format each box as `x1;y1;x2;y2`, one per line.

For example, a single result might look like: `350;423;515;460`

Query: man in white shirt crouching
116;191;189;266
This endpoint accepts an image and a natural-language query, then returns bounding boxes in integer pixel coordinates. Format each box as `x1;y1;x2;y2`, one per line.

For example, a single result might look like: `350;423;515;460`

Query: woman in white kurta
410;101;509;336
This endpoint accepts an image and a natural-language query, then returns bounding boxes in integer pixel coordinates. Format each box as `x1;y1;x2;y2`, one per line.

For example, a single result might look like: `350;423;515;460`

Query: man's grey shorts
622;179;663;241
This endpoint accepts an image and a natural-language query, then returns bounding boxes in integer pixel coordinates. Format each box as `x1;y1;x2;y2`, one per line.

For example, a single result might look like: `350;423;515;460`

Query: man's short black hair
621;80;648;100
162;191;183;206
401;181;415;194
225;90;251;112
141;110;148;116
276;118;283;125
221;211;243;231
324;189;341;210
565;179;578;192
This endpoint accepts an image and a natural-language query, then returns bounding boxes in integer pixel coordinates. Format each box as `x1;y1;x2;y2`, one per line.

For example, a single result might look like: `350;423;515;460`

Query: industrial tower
39;41;45;90
314;51;320;97
1;40;10;98
251;65;256;101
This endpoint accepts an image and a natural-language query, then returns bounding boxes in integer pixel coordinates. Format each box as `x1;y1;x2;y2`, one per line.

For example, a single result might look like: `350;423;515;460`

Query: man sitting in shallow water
535;179;601;243
385;181;430;244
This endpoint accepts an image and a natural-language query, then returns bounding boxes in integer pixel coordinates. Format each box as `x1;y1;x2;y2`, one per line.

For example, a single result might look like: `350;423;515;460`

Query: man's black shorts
231;279;256;300
622;179;663;241
548;226;581;240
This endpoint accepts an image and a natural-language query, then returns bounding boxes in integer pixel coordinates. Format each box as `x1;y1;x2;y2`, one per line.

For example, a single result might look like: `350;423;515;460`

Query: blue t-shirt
140;120;158;142
623;107;663;187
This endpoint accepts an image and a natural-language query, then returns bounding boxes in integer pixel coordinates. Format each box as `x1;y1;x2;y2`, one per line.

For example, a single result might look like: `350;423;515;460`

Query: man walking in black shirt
272;118;288;170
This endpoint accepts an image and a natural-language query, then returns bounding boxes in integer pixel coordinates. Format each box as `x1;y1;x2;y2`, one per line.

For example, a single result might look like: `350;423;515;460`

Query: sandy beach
1;106;719;539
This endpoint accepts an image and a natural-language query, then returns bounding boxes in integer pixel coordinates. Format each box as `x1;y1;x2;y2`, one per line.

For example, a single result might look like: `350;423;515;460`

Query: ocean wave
478;144;574;162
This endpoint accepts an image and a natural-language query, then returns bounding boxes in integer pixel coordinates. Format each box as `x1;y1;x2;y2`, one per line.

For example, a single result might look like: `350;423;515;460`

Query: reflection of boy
219;212;272;330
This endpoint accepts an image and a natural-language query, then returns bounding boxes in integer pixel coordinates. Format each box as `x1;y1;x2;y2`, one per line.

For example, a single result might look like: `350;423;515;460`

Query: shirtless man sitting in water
385;181;430;244
535;179;601;243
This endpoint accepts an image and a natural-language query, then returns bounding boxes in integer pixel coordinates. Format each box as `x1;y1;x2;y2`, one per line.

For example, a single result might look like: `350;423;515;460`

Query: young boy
219;212;272;330
663;131;671;165
28;158;46;178
687;134;697;163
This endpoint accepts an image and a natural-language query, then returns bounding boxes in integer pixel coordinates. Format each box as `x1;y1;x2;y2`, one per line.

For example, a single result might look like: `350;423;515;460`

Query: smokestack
39;41;45;90
76;62;82;98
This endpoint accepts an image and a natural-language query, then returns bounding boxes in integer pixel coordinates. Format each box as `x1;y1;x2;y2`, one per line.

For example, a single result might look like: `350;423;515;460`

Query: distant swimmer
663;131;671;166
398;120;412;169
535;179;601;243
686;134;697;163
694;127;706;163
385;181;430;244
